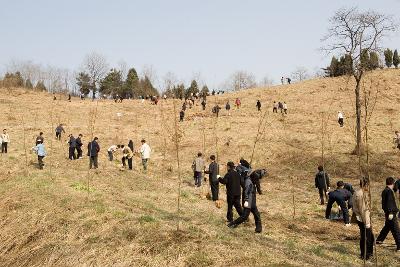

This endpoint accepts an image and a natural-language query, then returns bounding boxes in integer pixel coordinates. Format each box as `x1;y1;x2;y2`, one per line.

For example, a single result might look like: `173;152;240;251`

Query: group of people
107;140;151;171
315;166;400;260
192;154;267;233
281;77;292;85
272;101;288;114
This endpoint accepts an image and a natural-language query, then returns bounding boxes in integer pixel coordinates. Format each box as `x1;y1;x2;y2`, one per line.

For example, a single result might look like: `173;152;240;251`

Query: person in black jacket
344;182;355;195
87;137;100;169
315;166;330;205
201;100;206;111
76;134;83;159
219;161;243;223
325;181;352;225
256;100;261;111
250;169;267;194
179;110;185;122
68;134;77;160
228;174;262;233
376;177;400;251
204;155;219;201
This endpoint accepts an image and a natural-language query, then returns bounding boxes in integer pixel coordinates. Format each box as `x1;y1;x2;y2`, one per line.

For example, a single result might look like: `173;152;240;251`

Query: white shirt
108;145;118;152
338;112;344;119
1;133;9;143
283;103;287;109
140;143;151;159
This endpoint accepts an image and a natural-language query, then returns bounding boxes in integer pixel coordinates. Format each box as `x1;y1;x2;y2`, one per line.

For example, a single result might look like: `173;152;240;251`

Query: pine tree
25;79;33;89
369;52;380;70
35;81;47;91
99;68;123;97
76;72;92;96
393;49;400;68
201;85;209;95
329;56;340;77
384;48;393;68
125;68;139;98
185;80;199;98
138;76;159;97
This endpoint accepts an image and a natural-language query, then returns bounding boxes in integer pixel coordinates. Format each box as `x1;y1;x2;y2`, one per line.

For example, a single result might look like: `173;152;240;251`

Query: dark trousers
273;108;277;113
77;147;82;158
210;179;219;201
232;206;262;232
108;151;113;161
326;198;349;224
69;147;76;160
254;179;262;194
38;156;44;169
1;142;8;153
89;156;98;169
227;195;243;222
257;106;261;111
377;214;400;249
56;132;61;140
338;118;344;127
318;187;327;204
122;157;133;170
194;171;202;187
357;221;374;259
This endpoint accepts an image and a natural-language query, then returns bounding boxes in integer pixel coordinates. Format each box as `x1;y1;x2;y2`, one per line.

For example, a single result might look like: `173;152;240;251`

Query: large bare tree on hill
83;52;108;99
322;7;397;155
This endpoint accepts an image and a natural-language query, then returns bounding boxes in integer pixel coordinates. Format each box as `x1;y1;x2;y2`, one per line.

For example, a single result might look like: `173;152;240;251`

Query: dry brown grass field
1;69;400;266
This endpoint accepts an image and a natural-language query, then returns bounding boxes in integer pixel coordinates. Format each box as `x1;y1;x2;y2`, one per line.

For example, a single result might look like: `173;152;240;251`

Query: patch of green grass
89;199;106;214
138;215;156;223
185;251;214;267
112;210;127;219
70;182;95;192
285;238;296;251
310;245;324;257
331;244;347;254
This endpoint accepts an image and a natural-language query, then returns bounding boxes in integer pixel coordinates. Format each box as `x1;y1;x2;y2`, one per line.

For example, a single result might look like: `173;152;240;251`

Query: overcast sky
0;0;399;89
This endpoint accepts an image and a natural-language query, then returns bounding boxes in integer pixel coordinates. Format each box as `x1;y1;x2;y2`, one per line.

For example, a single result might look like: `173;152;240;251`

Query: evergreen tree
125;68;139;98
185;80;199;98
76;72;92;96
25;79;33;89
99;68;123;97
201;85;209;95
173;83;185;99
393;49;400;68
360;49;371;70
35;81;47;91
384;48;393;68
329;56;340;77
138;76;159;97
369;52;380;70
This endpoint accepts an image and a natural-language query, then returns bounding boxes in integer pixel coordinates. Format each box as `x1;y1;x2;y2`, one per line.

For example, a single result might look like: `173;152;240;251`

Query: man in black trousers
68;134;77;160
219;161;243;223
315;165;330;205
376;177;400;252
87;137;100;169
205;155;219;201
228;173;262;233
76;134;83;159
325;181;352;226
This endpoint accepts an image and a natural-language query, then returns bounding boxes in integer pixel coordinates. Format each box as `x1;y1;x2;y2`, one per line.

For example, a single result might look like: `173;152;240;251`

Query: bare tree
259;75;274;87
83;52;109;99
227;70;257;91
291;66;309;82
322;7;397;155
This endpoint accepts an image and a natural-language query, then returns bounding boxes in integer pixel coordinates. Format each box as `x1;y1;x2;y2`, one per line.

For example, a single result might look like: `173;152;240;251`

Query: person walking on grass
315;165;330;205
351;177;374;261
68;134;77;160
87;137;100;169
55;124;65;140
338;111;344;127
393;131;400;150
249;168;267;195
283;102;288;114
219;161;243;223
179;110;185;122
36;132;44;146
1;129;10;153
273;101;278;113
256;100;261;111
225;101;231;116
228;172;262;233
325;181;352;226
235;98;241;109
121;145;134;170
128;140;134;152
376;177;400;252
201;99;206;111
34;140;46;170
192;152;205;187
107;144;120;161
140;139;151;171
76;134;83;159
204;155;219;201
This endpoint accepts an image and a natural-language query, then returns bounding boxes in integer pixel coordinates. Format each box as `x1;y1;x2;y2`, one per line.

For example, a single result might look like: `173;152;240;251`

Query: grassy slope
1;69;400;266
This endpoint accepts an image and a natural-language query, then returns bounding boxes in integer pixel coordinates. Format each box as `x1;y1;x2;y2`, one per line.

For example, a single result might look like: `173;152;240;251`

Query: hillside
1;69;400;266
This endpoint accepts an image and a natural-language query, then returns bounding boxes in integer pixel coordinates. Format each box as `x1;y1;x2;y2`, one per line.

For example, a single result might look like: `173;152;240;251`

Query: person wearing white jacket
1;129;10;153
140;139;151;171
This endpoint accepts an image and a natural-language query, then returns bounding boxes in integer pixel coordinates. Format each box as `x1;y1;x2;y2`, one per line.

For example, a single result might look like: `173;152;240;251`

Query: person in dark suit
325;181;352;226
315;166;330;205
219;161;243;223
87;137;100;169
204;155;219;201
376;177;400;252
